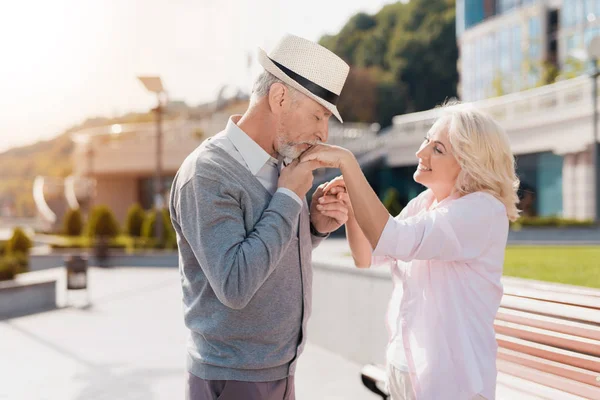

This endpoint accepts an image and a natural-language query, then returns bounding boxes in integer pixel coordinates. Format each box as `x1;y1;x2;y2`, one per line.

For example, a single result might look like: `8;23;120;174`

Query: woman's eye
315;115;321;121
434;147;442;154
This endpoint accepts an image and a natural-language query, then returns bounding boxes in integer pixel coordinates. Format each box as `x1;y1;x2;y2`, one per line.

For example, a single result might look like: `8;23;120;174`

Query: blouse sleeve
372;193;507;262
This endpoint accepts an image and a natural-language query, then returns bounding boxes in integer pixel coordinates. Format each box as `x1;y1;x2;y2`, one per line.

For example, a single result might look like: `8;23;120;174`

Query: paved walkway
0;267;374;400
0;266;579;399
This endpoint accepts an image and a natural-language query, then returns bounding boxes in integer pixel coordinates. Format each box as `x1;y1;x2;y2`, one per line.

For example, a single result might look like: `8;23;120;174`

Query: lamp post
571;37;600;222
589;37;600;223
137;76;166;241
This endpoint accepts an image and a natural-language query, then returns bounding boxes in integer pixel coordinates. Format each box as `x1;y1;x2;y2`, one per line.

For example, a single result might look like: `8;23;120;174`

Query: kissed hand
300;144;352;169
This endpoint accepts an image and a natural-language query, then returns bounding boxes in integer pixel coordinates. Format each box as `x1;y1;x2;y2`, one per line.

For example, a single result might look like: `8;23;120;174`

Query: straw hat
258;34;350;122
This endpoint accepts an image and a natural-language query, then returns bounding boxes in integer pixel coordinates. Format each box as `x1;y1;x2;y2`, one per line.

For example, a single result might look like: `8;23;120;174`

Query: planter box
0;275;57;320
30;251;179;271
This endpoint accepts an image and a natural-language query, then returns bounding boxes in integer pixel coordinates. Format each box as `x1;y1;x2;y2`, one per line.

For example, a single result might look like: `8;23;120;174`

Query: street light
570;36;600;222
137;76;166;241
589;37;600;223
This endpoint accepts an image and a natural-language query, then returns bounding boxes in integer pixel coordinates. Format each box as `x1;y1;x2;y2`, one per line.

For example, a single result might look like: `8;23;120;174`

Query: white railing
386;76;594;146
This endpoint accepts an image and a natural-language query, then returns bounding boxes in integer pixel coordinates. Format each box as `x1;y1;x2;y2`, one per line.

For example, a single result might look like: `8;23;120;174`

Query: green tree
319;0;458;127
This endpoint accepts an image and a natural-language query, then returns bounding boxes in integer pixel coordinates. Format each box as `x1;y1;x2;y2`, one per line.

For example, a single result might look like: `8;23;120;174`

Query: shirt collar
225;115;276;175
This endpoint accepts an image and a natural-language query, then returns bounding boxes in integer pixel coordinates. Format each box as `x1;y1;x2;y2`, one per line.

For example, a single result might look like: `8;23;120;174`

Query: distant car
361;364;389;399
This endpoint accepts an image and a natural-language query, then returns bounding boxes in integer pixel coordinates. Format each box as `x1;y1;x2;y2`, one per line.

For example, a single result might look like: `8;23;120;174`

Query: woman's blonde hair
435;101;520;221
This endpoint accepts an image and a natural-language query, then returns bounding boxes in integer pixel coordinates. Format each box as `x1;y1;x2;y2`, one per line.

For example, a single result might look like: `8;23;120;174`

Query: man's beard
276;133;317;160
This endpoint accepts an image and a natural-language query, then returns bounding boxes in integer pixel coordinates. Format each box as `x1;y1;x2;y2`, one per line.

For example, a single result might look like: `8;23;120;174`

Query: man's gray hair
252;70;296;100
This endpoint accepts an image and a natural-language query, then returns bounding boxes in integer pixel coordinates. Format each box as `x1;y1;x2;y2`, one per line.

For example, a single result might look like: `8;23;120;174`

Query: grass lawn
503;246;600;289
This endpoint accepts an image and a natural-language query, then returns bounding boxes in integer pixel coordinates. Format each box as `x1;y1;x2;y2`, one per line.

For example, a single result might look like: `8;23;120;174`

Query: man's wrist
310;222;329;237
276;187;303;206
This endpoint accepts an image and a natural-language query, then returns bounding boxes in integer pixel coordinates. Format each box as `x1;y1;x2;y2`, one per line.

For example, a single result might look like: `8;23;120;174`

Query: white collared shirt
210;115;303;206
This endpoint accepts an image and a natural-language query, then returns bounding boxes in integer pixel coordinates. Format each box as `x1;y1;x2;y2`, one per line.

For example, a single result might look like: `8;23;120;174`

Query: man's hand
278;160;322;198
310;181;349;235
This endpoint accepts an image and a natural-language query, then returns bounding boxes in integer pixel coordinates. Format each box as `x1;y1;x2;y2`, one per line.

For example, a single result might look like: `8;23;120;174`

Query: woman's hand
300;144;353;169
318;176;354;220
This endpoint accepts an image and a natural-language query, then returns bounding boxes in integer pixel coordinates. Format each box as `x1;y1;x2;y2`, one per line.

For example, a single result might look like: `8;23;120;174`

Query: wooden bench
361;278;600;399
497;278;600;399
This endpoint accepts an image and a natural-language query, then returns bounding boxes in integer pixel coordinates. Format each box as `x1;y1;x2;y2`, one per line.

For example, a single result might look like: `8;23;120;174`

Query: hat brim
257;48;343;123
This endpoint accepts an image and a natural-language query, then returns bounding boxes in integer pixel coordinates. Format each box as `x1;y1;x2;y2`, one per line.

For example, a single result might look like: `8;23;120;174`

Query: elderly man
169;34;350;400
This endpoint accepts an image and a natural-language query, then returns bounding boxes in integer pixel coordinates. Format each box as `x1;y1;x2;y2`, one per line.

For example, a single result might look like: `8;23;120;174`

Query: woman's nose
416;144;429;159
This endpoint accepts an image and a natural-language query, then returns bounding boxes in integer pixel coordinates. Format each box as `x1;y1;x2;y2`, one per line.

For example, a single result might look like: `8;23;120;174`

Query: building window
528;16;542;60
562;0;578;28
138;176;175;210
585;25;600;47
512;24;522;90
497;0;519;14
567;33;582;54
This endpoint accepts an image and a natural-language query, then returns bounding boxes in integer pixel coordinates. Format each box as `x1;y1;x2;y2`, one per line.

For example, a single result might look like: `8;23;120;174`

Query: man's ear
268;82;289;116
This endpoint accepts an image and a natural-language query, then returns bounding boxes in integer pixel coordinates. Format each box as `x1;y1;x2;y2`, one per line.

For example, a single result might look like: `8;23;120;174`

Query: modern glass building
453;0;600;218
457;0;600;102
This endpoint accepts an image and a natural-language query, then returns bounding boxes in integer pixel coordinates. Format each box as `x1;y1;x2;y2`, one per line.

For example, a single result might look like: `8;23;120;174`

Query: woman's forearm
340;154;390;249
345;215;372;268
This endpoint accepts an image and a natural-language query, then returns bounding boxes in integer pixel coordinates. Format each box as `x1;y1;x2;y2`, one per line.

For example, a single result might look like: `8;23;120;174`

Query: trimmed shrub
63;208;84;236
510;216;595;229
0;256;19;281
382;188;403;217
141;208;176;249
87;205;120;238
125;204;146;237
7;227;32;255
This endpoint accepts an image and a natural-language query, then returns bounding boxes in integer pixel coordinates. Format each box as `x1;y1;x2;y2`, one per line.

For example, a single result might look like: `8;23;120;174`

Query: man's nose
319;120;329;143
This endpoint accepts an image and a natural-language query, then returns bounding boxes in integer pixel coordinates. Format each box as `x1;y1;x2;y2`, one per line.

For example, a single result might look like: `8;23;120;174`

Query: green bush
125;204;146;237
510;216;595;229
7;227;32;254
87;205;120;238
141;208;176;249
0;255;19;281
382;188;403;217
63;208;84;236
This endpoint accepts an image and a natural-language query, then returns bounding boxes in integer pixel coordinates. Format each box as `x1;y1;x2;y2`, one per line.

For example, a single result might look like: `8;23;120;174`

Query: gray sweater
169;140;321;382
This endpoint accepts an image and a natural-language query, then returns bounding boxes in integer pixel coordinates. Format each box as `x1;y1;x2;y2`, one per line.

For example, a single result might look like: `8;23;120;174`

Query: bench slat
501;295;600;325
497;359;600;400
498;347;600;388
494;320;600;357
496;334;600;373
496;308;600;341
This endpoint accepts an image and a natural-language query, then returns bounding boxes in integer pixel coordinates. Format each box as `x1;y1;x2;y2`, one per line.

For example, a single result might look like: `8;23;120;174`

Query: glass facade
456;0;486;36
497;0;520;14
560;0;600;65
515;152;564;217
461;23;530;101
459;1;549;101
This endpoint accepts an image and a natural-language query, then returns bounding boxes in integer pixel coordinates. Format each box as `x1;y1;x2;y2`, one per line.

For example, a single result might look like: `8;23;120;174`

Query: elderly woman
301;103;520;400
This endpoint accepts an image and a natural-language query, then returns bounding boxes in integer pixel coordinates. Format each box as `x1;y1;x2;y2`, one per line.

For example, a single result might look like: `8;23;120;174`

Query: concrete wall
309;261;392;366
0;279;57;320
94;175;138;223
